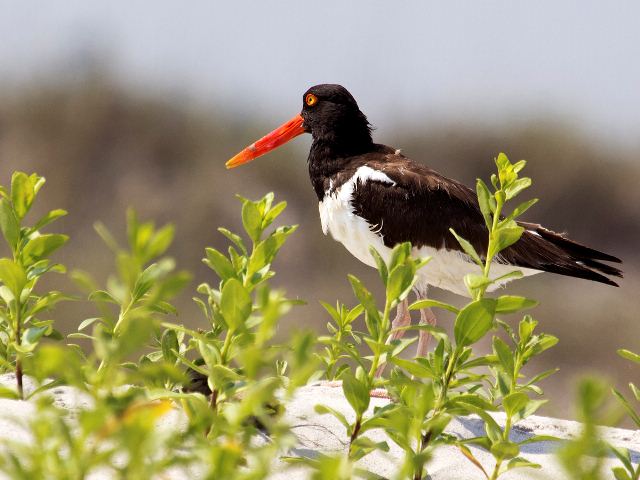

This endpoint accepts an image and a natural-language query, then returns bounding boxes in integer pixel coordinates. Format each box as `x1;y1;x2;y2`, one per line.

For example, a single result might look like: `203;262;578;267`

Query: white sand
0;375;637;479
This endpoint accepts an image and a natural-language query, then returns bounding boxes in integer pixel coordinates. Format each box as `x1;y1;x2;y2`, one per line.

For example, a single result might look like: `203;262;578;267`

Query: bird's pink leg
375;298;411;377
416;306;437;357
387;298;411;342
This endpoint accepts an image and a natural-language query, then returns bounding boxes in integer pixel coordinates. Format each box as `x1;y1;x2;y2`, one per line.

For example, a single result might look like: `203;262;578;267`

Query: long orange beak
226;114;305;169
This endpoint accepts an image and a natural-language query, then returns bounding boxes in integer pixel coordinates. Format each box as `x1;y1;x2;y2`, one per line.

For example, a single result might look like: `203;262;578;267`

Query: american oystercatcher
227;84;622;356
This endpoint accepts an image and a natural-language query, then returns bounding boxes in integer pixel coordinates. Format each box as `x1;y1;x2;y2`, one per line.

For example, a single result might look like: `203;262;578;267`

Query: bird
226;84;623;358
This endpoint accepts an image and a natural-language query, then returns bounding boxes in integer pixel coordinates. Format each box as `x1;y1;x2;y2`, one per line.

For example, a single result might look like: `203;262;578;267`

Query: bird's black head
301;84;373;154
226;84;373;169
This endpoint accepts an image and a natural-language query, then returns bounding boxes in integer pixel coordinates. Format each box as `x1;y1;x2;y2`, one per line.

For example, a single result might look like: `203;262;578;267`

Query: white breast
318;166;540;297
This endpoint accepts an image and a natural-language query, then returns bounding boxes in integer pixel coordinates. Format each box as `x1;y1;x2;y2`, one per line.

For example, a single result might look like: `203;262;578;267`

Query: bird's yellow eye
305;93;318;106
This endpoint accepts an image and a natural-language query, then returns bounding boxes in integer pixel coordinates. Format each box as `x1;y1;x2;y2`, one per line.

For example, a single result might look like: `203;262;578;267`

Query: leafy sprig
0;172;69;399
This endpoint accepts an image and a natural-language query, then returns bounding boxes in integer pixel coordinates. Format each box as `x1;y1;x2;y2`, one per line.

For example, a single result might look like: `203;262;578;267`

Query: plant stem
368;300;391;379
15;359;23;400
349;416;362;454
414;429;433;480
209;328;235;413
415;345;462;479
489;347;521;479
97;300;133;374
349;300;391;458
476;196;504;301
220;328;234;364
14;300;23;400
209;388;219;410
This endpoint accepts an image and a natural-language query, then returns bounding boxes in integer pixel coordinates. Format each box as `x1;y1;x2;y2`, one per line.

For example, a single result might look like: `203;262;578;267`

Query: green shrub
0;158;632;480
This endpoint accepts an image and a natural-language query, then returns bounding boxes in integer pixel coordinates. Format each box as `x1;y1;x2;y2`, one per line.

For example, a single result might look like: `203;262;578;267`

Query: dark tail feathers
509;222;623;287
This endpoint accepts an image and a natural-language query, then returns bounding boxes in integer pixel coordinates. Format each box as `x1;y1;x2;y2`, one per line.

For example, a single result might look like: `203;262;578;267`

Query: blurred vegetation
0;70;637;420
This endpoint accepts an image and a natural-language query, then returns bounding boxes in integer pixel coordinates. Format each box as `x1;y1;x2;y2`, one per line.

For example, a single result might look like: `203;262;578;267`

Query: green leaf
503;392;529;418
493;336;514;376
491;441;519;460
161;329;179;364
612;389;640;426
341;371;370;417
409;298;459;314
449;228;483;266
454;299;496;347
516;399;547;421
495;152;511;171
315;404;351;431
369;247;388;285
262;200;287;229
512;160;527;173
22;234;69;263
495;295;538;313
94;221;120;252
204;248;236;280
610;445;633;473
131;260;175;302
247;225;297;278
505;177;531;200
496;153;517;189
504;456;541;472
449;394;496;413
502;198;538;225
386;264;415;304
151;300;178;315
518;434;560;445
630;383;640;402
219;278;251;330
527;334;559;357
389;357;434;378
11;172;38;220
147;224;175;259
77;317;104;331
458;444;490;479
490;226;524;257
524;368;559;388
612;467;632;480
32;209;68;231
476;178;495;229
345;304;365;325
241;199;263;243
21;326;49;349
350;437;389;462
217;227;247;255
348;274;381;332
210;364;243;383
0;198;19;250
88;290;119;304
0;259;27;298
490;173;499;190
617;349;640;364
464;273;493;292
0;385;20;399
492;270;524;284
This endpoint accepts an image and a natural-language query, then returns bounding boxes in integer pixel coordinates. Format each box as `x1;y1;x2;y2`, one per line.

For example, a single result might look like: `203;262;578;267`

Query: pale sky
1;1;639;147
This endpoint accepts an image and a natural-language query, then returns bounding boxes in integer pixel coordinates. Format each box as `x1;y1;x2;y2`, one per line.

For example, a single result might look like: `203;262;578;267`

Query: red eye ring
305;93;318;106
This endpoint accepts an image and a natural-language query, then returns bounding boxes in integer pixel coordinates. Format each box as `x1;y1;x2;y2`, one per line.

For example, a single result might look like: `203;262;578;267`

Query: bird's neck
307;130;374;200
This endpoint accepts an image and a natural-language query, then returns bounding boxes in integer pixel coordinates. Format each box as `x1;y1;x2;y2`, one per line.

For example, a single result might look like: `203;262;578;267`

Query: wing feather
348;149;622;286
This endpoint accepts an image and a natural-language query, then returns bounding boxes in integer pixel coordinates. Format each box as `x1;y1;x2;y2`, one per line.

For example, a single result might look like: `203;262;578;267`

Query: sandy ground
0;375;637;479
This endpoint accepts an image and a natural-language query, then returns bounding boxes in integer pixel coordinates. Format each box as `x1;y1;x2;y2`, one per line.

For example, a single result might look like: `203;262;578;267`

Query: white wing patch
318;165;540;297
319;165;394;235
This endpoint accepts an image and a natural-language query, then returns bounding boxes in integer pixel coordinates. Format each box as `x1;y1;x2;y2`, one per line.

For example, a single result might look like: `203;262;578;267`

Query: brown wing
349;146;622;286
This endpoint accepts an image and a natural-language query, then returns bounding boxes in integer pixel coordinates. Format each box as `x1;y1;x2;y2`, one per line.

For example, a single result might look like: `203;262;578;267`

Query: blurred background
0;1;638;420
